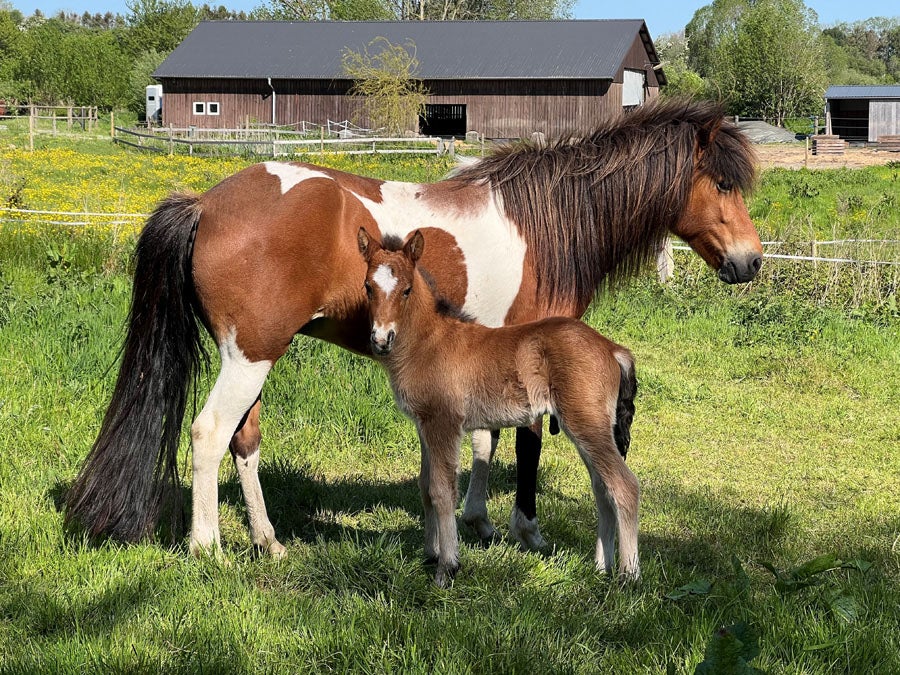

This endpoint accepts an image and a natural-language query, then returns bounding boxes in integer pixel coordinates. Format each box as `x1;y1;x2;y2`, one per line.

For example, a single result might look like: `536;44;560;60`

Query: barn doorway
420;104;466;137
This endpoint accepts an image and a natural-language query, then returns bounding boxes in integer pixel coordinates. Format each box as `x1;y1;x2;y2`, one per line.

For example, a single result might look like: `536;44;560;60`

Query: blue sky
8;0;900;36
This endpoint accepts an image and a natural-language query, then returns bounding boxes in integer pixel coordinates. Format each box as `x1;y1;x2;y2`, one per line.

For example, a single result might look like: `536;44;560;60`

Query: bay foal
358;228;639;586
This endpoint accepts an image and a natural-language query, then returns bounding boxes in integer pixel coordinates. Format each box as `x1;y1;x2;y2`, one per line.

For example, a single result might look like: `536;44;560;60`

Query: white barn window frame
193;101;206;115
207;101;220;116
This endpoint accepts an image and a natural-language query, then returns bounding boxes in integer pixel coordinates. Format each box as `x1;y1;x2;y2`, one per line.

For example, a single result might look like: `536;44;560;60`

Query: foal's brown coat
359;229;639;585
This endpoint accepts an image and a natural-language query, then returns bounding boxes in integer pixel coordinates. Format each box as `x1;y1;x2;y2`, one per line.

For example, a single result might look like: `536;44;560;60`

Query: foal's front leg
419;421;464;587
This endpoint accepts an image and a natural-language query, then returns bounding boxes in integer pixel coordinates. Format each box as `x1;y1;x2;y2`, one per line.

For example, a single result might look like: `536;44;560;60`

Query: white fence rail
113;126;455;158
4;208;898;273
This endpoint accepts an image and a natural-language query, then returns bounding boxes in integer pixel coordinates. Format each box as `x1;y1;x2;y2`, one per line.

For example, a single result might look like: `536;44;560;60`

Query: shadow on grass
51;453;803;576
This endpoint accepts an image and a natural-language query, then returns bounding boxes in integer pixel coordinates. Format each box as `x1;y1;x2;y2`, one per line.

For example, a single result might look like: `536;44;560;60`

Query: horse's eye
403;287;412;298
716;180;733;193
364;282;372;297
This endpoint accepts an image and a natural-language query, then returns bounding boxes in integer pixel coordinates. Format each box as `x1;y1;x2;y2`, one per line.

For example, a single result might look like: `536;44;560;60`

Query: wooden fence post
168;124;174;156
320;126;324;155
657;238;674;283
110;111;115;139
67;106;72;131
28;105;34;152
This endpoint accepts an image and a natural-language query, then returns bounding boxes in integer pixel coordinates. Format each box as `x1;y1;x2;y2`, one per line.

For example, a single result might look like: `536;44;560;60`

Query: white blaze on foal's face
372;264;398;297
365;260;408;355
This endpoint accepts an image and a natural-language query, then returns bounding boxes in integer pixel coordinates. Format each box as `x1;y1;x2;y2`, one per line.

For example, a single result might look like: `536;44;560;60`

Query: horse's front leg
461;428;500;542
419;421;464;587
230;398;286;559
510;419;547;550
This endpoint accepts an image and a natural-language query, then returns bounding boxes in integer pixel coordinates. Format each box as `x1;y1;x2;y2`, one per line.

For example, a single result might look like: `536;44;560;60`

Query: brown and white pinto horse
65;99;761;556
358;228;639;586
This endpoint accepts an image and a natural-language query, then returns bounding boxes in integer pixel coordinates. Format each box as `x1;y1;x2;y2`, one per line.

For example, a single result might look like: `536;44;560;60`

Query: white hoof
264;540;287;560
509;505;547;550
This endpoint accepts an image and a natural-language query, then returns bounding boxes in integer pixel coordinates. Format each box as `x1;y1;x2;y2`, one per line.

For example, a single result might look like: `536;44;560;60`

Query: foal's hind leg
461;428;500;542
189;335;271;556
230;398;286;559
563;417;640;578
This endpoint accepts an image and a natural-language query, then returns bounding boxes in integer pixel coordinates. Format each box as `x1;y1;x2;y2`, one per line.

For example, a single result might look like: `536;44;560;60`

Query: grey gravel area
737;120;804;143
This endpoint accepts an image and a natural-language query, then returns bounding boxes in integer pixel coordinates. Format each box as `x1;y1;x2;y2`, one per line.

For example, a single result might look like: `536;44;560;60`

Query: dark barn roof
155;20;664;84
826;85;900;100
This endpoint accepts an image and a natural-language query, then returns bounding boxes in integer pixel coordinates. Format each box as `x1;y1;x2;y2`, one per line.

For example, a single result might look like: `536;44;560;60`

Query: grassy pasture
0;141;898;673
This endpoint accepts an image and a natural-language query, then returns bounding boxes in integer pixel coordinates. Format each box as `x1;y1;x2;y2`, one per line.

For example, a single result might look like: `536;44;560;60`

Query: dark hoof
434;561;460;588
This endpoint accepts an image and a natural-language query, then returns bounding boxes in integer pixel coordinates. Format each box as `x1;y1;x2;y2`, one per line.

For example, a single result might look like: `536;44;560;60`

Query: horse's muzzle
371;329;395;356
718;252;762;284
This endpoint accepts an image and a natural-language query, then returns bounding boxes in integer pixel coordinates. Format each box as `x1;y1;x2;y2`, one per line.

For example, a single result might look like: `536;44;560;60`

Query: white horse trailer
146;85;163;125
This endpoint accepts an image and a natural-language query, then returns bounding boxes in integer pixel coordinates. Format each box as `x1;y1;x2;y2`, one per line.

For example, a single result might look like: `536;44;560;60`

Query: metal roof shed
825;85;900;143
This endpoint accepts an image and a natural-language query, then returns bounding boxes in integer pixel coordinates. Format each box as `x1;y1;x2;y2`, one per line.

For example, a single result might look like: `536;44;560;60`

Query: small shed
824;85;900;143
153;20;666;138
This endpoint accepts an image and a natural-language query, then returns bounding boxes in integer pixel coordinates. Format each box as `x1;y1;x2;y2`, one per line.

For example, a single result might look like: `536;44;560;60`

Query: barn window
193;102;205;115
622;69;646;107
207;102;220;116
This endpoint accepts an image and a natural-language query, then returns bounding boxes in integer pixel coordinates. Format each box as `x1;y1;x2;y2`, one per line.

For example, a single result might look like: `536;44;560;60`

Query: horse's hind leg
509;421;547;550
230;399;286;559
461;428;500;542
189;335;271;556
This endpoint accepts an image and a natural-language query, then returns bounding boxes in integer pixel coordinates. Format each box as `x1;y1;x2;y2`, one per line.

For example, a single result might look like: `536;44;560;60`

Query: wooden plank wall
869;100;900;142
160;77;658;138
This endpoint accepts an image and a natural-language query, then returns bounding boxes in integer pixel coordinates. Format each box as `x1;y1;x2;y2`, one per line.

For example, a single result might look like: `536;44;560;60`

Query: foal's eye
403;287;412;298
364;282;372;297
716;180;734;194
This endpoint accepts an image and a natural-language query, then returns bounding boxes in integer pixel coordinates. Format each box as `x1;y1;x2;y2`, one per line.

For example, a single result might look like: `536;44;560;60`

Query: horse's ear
405;230;425;262
358;227;374;258
698;117;722;152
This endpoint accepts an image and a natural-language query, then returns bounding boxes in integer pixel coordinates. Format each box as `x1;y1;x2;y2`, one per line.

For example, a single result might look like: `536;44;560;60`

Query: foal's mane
451;98;757;308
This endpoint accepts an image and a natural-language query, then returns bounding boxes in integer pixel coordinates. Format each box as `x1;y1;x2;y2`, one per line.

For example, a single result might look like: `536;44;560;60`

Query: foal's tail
612;350;637;459
65;193;206;542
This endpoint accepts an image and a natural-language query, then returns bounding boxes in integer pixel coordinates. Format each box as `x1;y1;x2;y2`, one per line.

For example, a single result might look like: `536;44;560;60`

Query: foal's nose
370;328;396;355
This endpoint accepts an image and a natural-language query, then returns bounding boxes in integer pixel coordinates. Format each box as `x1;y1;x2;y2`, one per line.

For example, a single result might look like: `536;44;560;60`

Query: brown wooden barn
153;20;665;138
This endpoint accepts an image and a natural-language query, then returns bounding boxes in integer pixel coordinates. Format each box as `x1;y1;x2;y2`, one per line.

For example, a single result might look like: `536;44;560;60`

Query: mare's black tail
65;193;206;542
613;350;637;459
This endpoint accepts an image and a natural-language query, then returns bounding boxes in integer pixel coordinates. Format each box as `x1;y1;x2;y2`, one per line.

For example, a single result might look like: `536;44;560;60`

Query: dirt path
755;143;900;169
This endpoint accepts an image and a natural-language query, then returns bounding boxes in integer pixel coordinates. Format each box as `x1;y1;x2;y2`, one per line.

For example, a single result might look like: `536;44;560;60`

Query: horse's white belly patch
349;182;526;327
263;162;332;195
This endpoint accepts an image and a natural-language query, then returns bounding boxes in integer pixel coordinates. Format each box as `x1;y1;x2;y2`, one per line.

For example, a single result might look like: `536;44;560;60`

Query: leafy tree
686;0;826;124
254;0;572;20
342;37;428;134
124;0;199;57
129;48;167;114
655;32;708;98
13;19;130;107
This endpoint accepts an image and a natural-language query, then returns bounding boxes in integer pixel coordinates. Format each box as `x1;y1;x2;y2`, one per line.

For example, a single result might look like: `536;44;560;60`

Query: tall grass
0;150;897;673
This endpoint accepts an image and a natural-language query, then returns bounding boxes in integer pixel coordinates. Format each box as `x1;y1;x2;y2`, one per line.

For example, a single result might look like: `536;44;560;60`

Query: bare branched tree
342;37;429;135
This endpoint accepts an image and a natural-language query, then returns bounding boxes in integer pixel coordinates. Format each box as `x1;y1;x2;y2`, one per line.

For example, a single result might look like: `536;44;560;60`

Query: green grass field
0;139;898;673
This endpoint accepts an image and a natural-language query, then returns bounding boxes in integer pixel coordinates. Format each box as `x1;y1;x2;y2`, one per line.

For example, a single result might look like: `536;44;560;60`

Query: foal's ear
358;227;376;258
404;230;425;262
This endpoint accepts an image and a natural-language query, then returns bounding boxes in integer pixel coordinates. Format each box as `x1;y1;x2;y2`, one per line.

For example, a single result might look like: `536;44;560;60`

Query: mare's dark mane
451;98;757;308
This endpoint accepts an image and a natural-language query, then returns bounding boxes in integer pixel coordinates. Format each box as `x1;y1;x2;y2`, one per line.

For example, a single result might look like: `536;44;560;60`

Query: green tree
14;19;130;107
687;0;826;124
342;37;428;134
128;48;167;114
254;0;572;20
655;32;709;98
124;0;199;57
